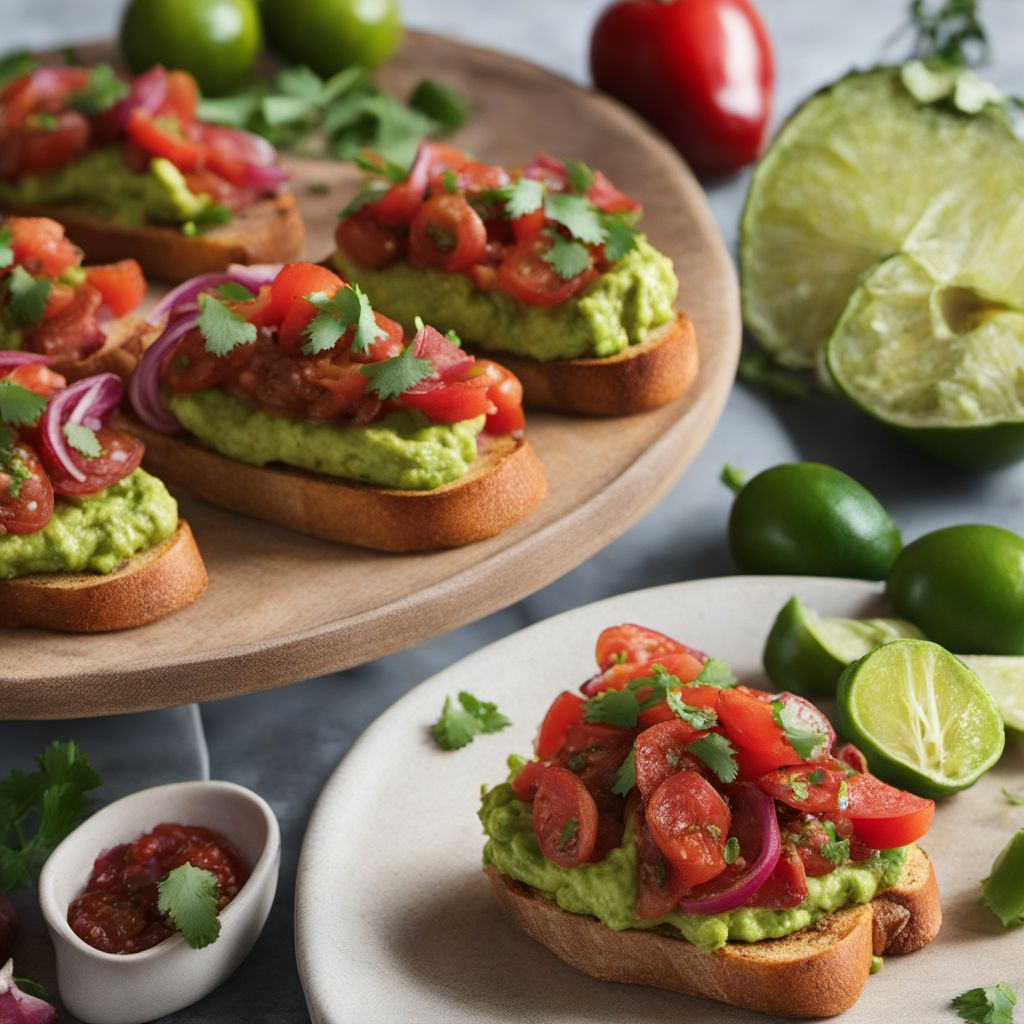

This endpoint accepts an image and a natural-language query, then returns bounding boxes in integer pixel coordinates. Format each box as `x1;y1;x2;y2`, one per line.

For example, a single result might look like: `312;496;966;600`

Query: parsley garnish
432;691;511;751
0;227;13;269
156;863;222;950
601;212;639;261
771;699;828;761
217;282;256;303
952;984;1017;1024
686;733;739;784
498;177;544;218
666;689;718;730
821;838;851;865
1002;787;1024;806
0;741;102;890
565;159;594;195
302;284;383;356
359;341;433;400
6;265;52;325
543;192;605;245
583;686;643;729
198;293;257;356
63;422;102;458
0;380;46;428
612;748;636;796
66;63;129;115
692;657;737;689
723;836;741;864
542;232;592;281
557;818;579;851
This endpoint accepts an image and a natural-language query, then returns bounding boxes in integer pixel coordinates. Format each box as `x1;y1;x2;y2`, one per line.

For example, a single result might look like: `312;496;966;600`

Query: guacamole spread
480;779;907;953
167;389;485;491
0;469;178;580
332;235;678;362
0;150;211;227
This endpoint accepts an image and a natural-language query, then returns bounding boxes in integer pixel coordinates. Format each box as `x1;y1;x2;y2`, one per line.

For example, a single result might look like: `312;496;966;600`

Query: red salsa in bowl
67;822;249;955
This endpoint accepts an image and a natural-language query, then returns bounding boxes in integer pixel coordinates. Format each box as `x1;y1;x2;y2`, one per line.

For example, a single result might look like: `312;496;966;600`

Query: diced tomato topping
595;624;699;671
84;259;146;317
844;774;935;849
126;107;201;171
263;262;344;328
5;216;81;277
0;443;54;535
633;720;706;801
533;767;599;868
756;765;849;814
535;691;585;761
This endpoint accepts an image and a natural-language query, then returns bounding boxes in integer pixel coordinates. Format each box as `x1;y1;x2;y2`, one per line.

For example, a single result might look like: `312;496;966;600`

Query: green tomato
261;0;401;76
724;462;901;579
120;0;262;97
887;524;1024;655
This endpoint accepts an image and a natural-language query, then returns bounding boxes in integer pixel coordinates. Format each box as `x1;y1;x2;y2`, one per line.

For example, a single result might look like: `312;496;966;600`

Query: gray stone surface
4;0;1024;1020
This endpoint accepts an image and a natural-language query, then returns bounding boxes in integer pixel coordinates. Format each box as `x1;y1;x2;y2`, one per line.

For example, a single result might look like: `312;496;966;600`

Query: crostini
480;624;941;1018
0;214;148;381
127;262;546;551
0;64;304;281
331;146;698;416
0;357;207;631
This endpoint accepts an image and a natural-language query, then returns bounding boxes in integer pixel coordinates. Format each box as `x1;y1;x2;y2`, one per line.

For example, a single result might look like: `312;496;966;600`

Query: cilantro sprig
612;748;636;796
63;422;102;458
359;341;433;400
723;836;741;864
66;63;129;116
6;265;52;325
0;227;13;269
198;292;257;356
952;984;1017;1024
157;863;222;950
771;699;829;761
302;284;383;356
686;733;739;784
433;692;511;751
0;380;46;428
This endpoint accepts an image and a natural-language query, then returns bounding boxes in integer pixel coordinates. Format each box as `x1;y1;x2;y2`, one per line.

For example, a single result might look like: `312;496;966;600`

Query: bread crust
0;193;305;282
485;845;941;1019
127;419;548;551
467;313;699;417
0;520;207;632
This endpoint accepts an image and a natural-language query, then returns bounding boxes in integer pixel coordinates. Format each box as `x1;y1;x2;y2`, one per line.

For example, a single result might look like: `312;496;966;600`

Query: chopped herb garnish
432;691;510;751
541;232;592;280
612;748;636;796
583;685;643;729
544;191;605;245
723;836;741;864
565;159;594;195
217;282;257;303
156;863;222;950
601;212;639;262
441;168;458;194
691;657;738;689
498;177;544;219
821;838;851;865
197;292;257;356
806;768;827;786
837;779;850;811
557;818;579;851
0;380;46;428
444;327;462;347
952;984;1017;1024
302;283;383;356
3;453;31;499
666;688;718;730
63;422;102;458
353;151;410;184
66;63;129;115
0;226;12;269
6;265;52;325
771;699;828;761
181;202;233;237
686;733;739;784
359;341;434;400
408;79;470;132
788;775;810;802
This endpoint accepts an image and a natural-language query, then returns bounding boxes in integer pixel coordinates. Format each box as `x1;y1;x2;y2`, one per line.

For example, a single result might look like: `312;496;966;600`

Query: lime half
958;656;1024;736
837;639;1005;798
827;253;1024;468
741;68;1024;368
763;596;923;697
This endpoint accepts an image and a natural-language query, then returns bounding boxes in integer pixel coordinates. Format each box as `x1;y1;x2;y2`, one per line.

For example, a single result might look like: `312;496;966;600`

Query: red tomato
1;67;89;129
637;682;720;728
756;765;849;814
28;283;103;360
497;233;596;307
335;212;405;269
84;260;146;317
15;110;90;177
264;263;344;329
535;691;585;760
400;377;493;422
6;216;81;278
409;194;487;273
199;125;276;187
834;742;870;774
451;161;510;195
646;770;731;887
635;817;690;919
230;284;275;327
590;0;774;176
586;170;642;214
782;816;842;877
844;774;935;850
160;70;199;125
3;363;66;396
475;360;524;434
554;722;635;808
43;427;144;497
126;108;201;171
161;328;234;393
510;760;548;802
717;688;802;773
347;312;405;364
0;443;53;535
533;766;599;868
511;207;545;242
746;843;807;909
634;720;705;800
595;623;695;670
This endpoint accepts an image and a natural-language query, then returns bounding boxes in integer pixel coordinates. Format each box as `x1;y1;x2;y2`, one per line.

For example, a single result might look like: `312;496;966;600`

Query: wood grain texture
0;32;740;719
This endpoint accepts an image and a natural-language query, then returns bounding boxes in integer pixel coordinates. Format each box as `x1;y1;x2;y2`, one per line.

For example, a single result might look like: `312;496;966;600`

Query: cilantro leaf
500;177;544;219
63;422;102;458
301;286;382;356
1002;787;1024;806
409;79;469;132
157;863;222;949
771;699;828;761
788;775;810;802
0;381;46;427
359;342;433;400
544;192;605;244
441;168;458;194
338;182;390;219
0;52;36;91
583;687;642;729
806;768;827;786
686;733;739;784
612;748;636;796
542;233;592;281
666;689;718;730
217;282;256;303
952;984;1017;1024
821;838;851;865
557;818;579;851
0;227;13;269
2;450;30;499
601;213;639;262
6;265;52;325
565;159;594;195
353;151;409;184
445;328;462;347
198;293;256;356
66;63;129;116
432;691;511;751
692;657;737;689
181;203;233;237
723;836;741;865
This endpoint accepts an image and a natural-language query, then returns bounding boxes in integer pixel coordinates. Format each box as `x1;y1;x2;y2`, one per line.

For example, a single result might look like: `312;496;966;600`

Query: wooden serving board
0;33;739;719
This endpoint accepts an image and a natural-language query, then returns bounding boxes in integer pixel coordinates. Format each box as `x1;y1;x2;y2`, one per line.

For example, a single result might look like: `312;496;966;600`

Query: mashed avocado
166;388;485;491
0;149;210;227
479;779;907;953
332;235;678;362
0;469;178;580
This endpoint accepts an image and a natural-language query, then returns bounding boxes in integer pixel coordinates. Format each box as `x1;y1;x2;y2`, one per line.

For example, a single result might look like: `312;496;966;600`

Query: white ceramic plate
295;576;1024;1023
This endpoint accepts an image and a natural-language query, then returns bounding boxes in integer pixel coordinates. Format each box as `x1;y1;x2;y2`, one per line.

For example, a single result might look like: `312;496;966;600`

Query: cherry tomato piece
510;760;549;802
84;259;146;317
335;212;405;270
834;742;870;774
474;360;525;434
634;720;706;801
511;207;546;242
535;691;585;761
497;233;596;307
844;774;935;849
533;766;599;868
400;377;492;423
3;363;66;396
15;110;90;177
28;283;103;360
595;624;696;670
5;216;81;278
264;263;344;327
0;443;54;535
717;688;801;771
126;108;201;171
746;842;808;909
756;765;849;814
161;328;234;393
409;194;487;273
42;427;144;497
635;817;690;920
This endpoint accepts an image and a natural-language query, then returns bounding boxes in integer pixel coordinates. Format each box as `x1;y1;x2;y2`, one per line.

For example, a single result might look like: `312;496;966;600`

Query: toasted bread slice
127;420;547;551
1;193;304;282
485;844;941;1019
467;313;699;417
0;520;207;632
48;316;157;384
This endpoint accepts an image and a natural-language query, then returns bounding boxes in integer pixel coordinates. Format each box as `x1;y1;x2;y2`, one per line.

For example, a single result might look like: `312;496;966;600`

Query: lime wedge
741;68;1024;368
837;639;1005;798
826;253;1024;468
763;596;923;697
958;656;1024;736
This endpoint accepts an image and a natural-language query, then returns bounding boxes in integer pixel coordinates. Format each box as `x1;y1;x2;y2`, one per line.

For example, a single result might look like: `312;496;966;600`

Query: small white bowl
38;780;280;1024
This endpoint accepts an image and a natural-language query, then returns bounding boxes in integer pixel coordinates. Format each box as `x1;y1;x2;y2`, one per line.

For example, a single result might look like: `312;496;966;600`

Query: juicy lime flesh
814;614;924;662
959;656;1024;734
842;640;1004;789
828;253;1024;429
741;68;1024;368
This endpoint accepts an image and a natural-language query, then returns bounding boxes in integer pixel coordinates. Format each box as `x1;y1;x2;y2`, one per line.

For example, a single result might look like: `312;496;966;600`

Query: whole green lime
120;0;262;97
261;0;401;76
725;462;901;579
887;524;1024;654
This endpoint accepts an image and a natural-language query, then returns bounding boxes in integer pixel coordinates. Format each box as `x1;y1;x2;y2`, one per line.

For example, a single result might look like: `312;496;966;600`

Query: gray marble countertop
5;0;1024;1020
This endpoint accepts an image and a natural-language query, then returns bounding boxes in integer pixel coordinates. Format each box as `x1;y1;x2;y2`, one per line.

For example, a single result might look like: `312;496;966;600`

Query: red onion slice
129;313;200;433
677;784;782;916
0;960;57;1024
129;65;168;116
147;264;282;325
407;324;475;390
0;352;50;373
39;373;124;483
